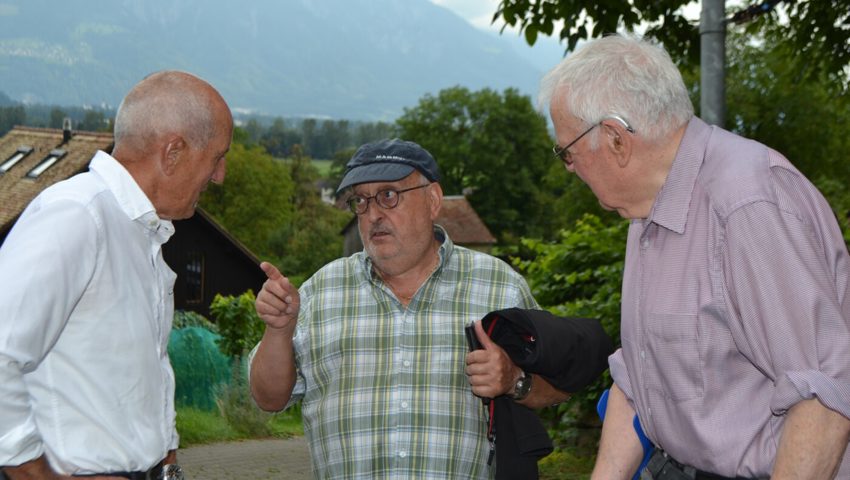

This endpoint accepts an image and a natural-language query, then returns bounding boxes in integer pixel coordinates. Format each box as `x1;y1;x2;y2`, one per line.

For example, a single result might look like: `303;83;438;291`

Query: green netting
168;326;232;410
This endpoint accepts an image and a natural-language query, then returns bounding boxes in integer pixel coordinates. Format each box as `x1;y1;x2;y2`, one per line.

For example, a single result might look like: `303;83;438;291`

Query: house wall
164;214;266;318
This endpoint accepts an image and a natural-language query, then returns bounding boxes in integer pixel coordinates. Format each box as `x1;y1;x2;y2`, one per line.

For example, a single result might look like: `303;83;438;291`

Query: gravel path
179;437;312;480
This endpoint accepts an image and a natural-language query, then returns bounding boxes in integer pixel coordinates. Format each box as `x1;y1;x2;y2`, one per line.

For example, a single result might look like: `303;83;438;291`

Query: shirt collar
646;117;713;234
89;150;174;240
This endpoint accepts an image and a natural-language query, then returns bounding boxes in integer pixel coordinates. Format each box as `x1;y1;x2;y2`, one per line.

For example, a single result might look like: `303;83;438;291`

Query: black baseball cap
336;138;441;194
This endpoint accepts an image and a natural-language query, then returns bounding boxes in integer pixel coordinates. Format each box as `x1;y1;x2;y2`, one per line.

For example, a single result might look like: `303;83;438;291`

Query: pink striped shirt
609;117;850;477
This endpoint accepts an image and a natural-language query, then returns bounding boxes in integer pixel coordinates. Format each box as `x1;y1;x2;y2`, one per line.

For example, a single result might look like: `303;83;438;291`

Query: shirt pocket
644;313;704;401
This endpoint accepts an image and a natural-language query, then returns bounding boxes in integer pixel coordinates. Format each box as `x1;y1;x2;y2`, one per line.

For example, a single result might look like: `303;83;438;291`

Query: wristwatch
161;464;185;480
509;369;532;401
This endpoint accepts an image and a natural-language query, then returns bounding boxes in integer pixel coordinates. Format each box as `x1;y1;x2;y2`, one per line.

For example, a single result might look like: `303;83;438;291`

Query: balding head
113;71;231;156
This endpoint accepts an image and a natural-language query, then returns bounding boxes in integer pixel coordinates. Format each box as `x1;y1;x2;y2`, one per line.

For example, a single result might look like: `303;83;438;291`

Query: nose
363;197;385;221
211;157;226;184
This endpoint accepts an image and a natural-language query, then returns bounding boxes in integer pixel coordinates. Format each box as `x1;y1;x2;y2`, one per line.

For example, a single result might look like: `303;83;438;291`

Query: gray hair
539;34;694;144
113;71;221;152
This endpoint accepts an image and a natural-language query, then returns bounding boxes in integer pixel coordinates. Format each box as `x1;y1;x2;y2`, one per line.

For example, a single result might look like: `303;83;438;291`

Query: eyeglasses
347;183;430;215
553;115;636;167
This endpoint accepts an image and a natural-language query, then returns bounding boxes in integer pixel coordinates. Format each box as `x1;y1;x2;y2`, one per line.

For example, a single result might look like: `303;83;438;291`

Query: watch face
512;372;532;400
162;464;185;480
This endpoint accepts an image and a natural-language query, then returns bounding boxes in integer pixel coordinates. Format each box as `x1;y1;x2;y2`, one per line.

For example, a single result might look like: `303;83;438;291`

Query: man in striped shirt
249;138;572;479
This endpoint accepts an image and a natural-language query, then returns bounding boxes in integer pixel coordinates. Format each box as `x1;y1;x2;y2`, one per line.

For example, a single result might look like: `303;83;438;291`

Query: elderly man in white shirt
0;71;232;480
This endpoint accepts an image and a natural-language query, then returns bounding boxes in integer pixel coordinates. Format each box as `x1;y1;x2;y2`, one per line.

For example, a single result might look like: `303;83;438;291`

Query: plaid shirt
289;226;538;479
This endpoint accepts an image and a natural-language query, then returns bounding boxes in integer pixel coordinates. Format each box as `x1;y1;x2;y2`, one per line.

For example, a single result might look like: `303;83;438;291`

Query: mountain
0;0;548;121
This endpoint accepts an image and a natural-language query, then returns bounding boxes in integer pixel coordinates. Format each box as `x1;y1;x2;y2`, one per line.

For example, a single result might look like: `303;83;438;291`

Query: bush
511;214;628;445
215;358;272;438
209;291;266;358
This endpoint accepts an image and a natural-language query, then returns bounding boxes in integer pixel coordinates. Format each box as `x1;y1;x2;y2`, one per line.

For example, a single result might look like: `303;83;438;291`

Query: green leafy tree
199;142;296;263
724;31;850;186
396;86;556;242
270;145;350;283
494;0;850;85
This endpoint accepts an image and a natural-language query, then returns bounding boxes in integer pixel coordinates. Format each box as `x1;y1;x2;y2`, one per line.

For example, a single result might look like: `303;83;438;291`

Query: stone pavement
179;437;312;480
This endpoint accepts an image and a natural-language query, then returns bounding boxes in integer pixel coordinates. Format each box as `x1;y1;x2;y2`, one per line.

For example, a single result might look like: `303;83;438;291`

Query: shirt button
403;360;411;367
401;401;409;409
648;407;652;416
641;238;650;248
398;451;408;458
640;350;646;359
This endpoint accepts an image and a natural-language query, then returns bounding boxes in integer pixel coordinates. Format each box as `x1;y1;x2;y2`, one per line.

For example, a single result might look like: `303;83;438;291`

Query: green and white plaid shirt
289;226;538;479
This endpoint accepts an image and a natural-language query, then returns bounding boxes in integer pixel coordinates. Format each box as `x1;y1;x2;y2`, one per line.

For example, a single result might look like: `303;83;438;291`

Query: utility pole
700;0;726;127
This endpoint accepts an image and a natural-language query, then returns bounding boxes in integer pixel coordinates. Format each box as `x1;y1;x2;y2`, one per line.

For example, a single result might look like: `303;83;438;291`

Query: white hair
539;34;694;144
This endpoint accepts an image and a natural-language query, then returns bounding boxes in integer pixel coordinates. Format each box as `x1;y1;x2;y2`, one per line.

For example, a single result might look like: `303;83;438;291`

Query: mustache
369;223;392;237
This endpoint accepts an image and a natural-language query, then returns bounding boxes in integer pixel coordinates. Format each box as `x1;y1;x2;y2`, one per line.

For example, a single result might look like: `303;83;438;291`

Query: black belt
645;449;757;480
73;460;164;480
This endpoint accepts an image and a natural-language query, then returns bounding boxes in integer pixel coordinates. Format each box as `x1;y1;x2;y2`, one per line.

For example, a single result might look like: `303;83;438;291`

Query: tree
260;117;300;158
494;0;850;85
353;121;396;146
724;30;850;184
76;109;109;132
199;142;296;263
0;105;25;136
49;108;67;129
396;86;556;242
270;145;350;284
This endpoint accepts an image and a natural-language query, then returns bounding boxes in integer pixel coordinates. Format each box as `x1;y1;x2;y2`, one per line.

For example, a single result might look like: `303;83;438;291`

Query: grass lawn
176;406;304;447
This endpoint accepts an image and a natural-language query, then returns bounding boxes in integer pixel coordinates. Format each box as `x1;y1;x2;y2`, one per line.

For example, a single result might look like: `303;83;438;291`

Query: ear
161;136;188;176
428;182;443;221
602;120;632;168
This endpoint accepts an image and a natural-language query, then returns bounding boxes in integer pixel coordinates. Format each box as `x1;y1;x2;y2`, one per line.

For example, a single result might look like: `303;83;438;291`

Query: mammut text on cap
336;138;441;194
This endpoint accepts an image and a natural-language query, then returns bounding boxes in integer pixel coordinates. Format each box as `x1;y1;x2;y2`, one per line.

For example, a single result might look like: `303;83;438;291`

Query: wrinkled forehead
350;172;420;195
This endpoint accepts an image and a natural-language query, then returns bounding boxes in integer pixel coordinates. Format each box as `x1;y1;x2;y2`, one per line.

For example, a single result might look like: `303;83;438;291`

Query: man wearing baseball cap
248;138;573;478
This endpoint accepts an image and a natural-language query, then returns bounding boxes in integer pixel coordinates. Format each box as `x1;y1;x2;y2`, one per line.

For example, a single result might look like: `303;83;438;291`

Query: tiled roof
437;195;496;245
0;126;114;233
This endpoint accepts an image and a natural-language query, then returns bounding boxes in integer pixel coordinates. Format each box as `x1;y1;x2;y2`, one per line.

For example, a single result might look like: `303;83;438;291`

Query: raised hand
255;261;300;332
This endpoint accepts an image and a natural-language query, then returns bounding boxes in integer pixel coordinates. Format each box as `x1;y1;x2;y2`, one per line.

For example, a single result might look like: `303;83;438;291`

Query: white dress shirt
0;151;178;474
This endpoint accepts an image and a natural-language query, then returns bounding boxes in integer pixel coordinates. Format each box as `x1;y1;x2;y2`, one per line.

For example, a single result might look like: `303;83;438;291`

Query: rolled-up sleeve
723;201;850;420
608;348;634;400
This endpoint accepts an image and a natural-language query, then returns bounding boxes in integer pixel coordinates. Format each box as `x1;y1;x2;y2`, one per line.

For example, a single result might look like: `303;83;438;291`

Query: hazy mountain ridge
0;0;548;120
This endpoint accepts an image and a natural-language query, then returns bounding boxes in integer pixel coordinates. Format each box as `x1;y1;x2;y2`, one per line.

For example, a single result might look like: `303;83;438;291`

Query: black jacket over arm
480;308;614;480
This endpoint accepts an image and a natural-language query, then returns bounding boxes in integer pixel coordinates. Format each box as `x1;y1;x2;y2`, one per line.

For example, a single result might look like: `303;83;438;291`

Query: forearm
591;383;644;480
772;398;850;479
249;326;298;411
3;455;70;480
517;374;570;409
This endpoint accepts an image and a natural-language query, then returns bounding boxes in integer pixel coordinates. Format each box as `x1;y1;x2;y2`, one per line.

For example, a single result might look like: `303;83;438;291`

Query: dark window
186;252;204;304
0;146;33;174
26;149;66;178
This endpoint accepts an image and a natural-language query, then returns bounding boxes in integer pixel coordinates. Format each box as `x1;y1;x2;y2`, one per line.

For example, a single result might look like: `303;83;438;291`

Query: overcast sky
429;0;568;73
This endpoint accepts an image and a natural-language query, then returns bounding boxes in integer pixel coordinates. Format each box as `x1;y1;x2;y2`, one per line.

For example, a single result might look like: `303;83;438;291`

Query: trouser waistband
72;460;164;480
643;449;758;480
